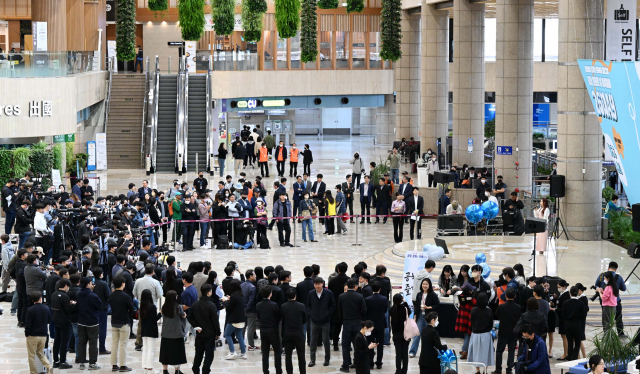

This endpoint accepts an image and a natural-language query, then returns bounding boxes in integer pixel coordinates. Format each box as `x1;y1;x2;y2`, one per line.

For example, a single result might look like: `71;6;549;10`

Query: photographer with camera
15;200;33;249
34;203;54;263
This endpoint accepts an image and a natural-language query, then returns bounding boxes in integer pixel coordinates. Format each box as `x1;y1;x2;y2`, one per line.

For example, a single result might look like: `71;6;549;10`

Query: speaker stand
624;260;640;283
552;197;569;240
530;232;538;277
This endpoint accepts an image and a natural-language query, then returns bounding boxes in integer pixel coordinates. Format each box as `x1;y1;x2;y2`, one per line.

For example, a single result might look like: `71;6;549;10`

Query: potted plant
589;312;639;373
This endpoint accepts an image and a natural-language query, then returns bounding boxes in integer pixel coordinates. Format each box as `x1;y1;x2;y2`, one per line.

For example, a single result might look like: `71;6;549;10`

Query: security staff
289;144;300;178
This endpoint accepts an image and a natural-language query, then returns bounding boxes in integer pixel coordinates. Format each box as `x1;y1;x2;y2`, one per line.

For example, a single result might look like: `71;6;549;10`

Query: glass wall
484;18;496;61
336;31;349;68
369;32;382;68
277;33;287;69
320;32;332;69
533;19;543;62
545;19;558;61
352;32;365;68
264;31;274;69
291;32;301;69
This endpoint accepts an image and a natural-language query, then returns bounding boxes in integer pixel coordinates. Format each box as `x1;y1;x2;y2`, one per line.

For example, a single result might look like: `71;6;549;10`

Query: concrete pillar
494;0;534;190
395;10;421;141
376;94;397;144
32;0;67;51
452;0;485;166
557;0;604;240
420;5;449;154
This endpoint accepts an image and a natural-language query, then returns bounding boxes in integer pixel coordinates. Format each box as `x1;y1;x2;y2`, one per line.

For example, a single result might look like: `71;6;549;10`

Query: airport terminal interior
1;0;640;373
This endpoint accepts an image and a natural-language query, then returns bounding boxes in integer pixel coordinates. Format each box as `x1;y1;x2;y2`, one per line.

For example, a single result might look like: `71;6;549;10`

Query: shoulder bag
403;306;420;341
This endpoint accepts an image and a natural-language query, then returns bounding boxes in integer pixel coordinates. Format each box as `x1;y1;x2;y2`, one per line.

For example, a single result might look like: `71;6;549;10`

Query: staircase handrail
103;57;113;134
141;56;150;169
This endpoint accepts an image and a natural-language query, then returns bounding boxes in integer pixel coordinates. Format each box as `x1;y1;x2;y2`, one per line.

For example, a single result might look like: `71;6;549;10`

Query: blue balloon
465;204;485;224
475;253;486;264
481;201;499;220
480;262;491;279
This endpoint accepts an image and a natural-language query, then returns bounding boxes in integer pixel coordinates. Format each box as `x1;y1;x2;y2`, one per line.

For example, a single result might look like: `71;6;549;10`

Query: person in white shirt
426;154;439;187
534;197;550;253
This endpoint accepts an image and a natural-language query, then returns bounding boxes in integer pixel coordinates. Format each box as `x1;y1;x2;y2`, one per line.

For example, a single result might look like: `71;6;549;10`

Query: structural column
452;0;485;166
557;0;604;240
31;0;67;51
494;0;534;191
395;10;421;141
420;5;449;155
376;94;397;144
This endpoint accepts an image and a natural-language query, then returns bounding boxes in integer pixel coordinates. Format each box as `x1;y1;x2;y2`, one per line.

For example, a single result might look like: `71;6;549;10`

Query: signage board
32;22;47;52
532;103;550;124
263;99;286;107
53;134;75;143
467;138;473;153
95;133;107;170
106;0;116;22
496;146;512;155
267;110;287;115
168;42;184;46
234;14;243;31
402;251;431;315
606;0;637;61
484;103;496;123
185;41;196;73
51;169;62;188
87;141;96;171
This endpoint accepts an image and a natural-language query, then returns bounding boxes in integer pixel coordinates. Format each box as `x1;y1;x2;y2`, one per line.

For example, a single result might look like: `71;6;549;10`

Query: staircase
156;75;178;172
106;74;145;169
187;75;207;173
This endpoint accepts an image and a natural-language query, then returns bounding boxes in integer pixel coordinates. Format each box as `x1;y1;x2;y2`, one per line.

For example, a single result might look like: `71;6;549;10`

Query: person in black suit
137;180;151;200
342;175;355;223
258;272;285;306
328;262;350;350
406;188;424;240
256;286;283;374
311;174;327;224
306;277;335;367
157;191;170;244
374;178;391;224
358;273;373;299
80;179;94;199
281;288;307;374
365;282;388;369
292;176;305;222
389;294;412;374
547;162;557;180
296;266;316;343
359;176;375;224
418;312;447;374
353;321;378;374
302;145;313;176
397;176;413;223
494;288;522;374
562;286;587;361
338;278;367;373
476;176;489;200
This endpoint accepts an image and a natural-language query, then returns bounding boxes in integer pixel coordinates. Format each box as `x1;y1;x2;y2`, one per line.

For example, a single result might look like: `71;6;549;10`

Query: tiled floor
2;136;639;374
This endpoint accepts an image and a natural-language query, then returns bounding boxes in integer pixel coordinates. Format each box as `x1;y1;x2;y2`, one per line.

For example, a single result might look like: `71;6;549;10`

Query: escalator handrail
205;56;212;172
152;56;160;172
175;58;182;173
183;55;189;173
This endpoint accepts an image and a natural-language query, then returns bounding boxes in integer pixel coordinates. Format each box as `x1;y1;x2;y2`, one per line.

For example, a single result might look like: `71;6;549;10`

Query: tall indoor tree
212;0;235;35
300;0;317;63
275;0;301;39
242;0;268;42
380;0;401;61
178;0;206;40
116;0;136;62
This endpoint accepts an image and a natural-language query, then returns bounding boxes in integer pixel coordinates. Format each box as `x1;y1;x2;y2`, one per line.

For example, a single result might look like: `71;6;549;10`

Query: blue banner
485;103;496;123
578;59;635;203
532;103;550;124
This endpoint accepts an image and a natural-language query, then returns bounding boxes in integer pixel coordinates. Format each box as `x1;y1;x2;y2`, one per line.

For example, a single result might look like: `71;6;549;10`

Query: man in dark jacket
328;262;350;350
44;265;63;338
518;324;551;374
374;178;391;224
241;270;258;350
365;282;388;369
14;200;33;249
406;187;424;240
256;286;282;374
67;274;82;354
92;267;111;355
358;273;373;299
311;174;326;224
181;194;197;251
258;272;284;306
76;277;103;370
15;248;28;326
188;284;221;374
494;288;522;374
296;266;315;343
1;179;17;235
52;279;74;369
338;278;367;372
108;276;134;371
306;277;334;367
233;139;246;176
25;290;53;374
341;175;355;223
359;176;375;224
281;288;307;374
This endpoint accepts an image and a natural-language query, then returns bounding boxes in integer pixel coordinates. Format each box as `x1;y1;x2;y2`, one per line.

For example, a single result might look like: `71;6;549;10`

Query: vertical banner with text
606;0;637;61
185;41;197;73
402;251;429;317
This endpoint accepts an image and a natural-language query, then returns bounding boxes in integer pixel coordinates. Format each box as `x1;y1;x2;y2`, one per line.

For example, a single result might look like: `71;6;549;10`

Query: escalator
186;75;208;172
155;74;178;172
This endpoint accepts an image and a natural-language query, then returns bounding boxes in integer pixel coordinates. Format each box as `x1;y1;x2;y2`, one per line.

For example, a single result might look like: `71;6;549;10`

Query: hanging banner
106;0;116;22
32;22;47;52
402;251;430;316
577;59;639;202
87;141;96;171
185;41;197;73
606;0;637;61
95;133;107;170
107;40;118;72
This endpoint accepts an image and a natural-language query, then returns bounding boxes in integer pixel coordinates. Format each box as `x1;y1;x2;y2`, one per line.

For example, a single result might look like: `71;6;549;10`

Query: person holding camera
594;261;626;335
2;178;17;235
15;200;32;249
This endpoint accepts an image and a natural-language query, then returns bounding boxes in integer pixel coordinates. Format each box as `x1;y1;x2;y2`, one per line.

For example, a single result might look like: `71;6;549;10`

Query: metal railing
151;56;160;173
103;57;114;134
205;56;213;173
175;58;184;173
201;50;259;71
0;51;101;77
141;57;150;169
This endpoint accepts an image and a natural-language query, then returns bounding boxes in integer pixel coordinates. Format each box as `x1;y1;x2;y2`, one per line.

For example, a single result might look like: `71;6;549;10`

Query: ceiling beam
435;1;453;10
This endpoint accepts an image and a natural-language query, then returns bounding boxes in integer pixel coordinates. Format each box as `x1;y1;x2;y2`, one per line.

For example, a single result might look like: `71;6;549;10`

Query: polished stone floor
1;136;638;374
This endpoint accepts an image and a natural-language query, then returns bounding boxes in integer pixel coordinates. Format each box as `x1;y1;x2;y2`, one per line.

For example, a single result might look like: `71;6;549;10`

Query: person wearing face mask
276;141;288;177
299;192;317;243
289;143;299;178
493;175;507;202
418;312;447;374
485;187;499;206
352;320;378;374
426;154;439;187
555;279;571;360
476;176;488;200
469;264;492;298
467;293;495;371
171;193;183;244
273;193;293;247
517;324;551;374
446;200;463;215
193;172;209;196
350;153;364;189
389;294;411;374
254;199;269;247
302;145;313;176
547;162;557;180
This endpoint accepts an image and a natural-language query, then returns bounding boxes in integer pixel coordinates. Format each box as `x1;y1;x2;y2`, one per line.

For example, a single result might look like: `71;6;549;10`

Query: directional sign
496;146;513;155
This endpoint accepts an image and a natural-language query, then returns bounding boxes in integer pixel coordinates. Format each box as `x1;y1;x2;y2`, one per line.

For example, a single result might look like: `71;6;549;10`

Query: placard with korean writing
402;251;429;316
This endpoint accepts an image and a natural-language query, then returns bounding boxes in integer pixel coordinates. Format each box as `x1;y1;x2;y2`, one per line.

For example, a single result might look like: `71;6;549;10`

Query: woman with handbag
159;290;187;374
300;192;318;242
254;200;269;246
418;312;447;374
468;293;495;372
409;278;440;357
390;293;412;374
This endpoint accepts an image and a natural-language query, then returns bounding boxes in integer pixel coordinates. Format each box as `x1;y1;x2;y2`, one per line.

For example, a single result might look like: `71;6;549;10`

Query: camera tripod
551;197;568;240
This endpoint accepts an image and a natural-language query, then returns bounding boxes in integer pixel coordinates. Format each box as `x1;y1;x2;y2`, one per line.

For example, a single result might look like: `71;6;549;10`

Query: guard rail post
231;218;235;248
352;214;362;246
293;217;296;247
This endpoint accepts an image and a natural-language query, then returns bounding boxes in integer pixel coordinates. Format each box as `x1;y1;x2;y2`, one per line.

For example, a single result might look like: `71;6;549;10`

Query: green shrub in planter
317;0;337;9
346;0;363;13
0;150;12;187
30;149;53;176
53;144;64;171
66;143;75;173
116;0;137;61
380;0;401;61
602;186;615;203
12;148;31;179
590;311;639;373
149;0;169;17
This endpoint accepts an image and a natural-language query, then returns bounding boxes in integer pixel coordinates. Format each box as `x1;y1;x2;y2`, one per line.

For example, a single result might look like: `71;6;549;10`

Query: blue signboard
496;146;513;155
532;103;550;124
484;103;496;123
221;99;227;112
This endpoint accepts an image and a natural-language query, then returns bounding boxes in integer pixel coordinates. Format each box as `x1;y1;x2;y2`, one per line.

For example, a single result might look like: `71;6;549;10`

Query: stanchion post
352;214;362;246
293;216;296;247
231;218;235;247
173;220;176;250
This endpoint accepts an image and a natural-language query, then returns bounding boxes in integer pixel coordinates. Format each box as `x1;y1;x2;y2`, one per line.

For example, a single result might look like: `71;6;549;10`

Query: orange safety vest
277;147;284;161
290;148;299;162
259;147;269;162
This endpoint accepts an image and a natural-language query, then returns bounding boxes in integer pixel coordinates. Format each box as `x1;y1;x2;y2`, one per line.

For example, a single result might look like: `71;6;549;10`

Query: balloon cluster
475;252;491;279
465;201;499;224
422;244;445;261
438;349;457;364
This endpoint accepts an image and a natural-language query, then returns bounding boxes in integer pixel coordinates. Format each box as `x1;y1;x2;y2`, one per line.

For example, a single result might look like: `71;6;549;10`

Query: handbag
403;307;420;341
301;210;311;220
